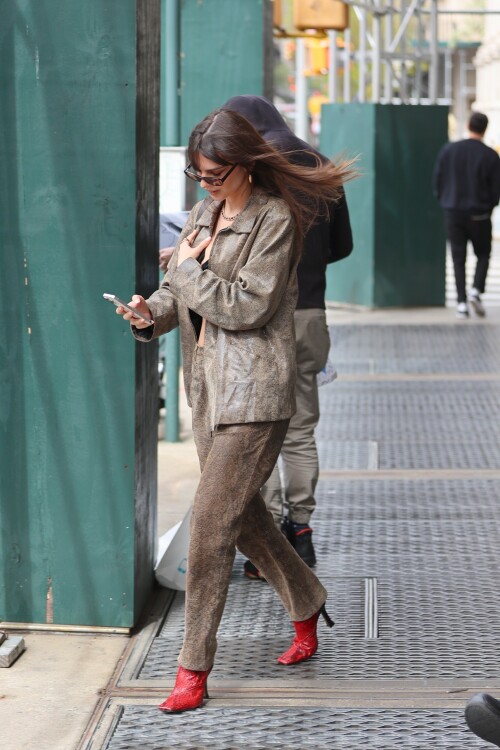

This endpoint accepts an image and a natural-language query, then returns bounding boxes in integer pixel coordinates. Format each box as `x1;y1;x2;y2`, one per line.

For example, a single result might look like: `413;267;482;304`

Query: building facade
474;0;500;150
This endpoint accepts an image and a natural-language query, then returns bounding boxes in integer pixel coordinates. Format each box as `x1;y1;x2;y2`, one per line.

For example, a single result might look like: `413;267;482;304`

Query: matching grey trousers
179;347;328;671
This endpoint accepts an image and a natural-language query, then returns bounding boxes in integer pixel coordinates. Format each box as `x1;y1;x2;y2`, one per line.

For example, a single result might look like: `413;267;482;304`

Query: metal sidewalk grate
104;706;489;749
81;321;500;750
138;476;500;681
314;478;500;519
318;438;500;470
140;581;500;680
329;324;500;374
317;380;500;442
317;440;378;470
377;441;500;470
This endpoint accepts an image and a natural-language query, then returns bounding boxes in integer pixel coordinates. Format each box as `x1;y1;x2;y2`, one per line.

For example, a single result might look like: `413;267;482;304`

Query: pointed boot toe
158;666;210;713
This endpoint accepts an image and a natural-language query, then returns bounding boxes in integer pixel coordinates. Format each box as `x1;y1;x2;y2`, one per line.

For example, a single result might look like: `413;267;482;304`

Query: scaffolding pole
429;0;439;104
372;0;382;103
328;31;338;102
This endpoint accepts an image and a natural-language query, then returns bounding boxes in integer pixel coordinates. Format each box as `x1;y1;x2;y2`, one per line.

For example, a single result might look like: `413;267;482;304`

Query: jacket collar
195;187;270;234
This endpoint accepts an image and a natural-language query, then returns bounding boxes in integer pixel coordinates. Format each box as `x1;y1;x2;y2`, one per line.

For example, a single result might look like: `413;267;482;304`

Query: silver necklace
221;201;240;221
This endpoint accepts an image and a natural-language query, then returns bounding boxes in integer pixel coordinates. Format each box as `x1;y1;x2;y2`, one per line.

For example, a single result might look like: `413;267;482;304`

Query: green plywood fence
179;0;272;145
320;104;448;308
0;0;159;627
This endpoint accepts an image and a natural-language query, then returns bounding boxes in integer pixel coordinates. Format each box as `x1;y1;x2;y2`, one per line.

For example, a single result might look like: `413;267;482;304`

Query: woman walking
115;108;352;713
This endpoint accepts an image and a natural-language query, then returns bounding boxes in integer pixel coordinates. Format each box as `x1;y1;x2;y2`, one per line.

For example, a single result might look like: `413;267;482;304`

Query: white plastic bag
317;358;338;387
155;507;192;590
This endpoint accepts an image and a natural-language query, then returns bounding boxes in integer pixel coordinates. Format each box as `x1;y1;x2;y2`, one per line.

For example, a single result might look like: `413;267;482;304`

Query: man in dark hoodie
223;95;353;573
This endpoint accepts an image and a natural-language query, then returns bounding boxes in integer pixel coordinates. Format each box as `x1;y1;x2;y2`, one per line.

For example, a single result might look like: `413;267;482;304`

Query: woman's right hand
116;295;153;329
177;231;212;267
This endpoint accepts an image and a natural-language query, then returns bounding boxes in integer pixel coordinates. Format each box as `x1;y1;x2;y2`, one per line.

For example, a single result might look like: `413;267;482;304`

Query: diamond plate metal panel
378;441;500;470
85;322;500;750
317;381;500;442
314;479;500;520
330;324;500;374
318;439;500;471
139;478;500;681
317;440;378;470
141;579;500;681
105;707;489;750
141;576;363;681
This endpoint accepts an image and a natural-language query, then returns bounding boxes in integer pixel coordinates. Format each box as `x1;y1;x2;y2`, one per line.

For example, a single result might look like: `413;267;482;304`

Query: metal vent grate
141;575;365;681
329;324;500;374
314;479;500;520
317;381;500;442
105;706;489;750
378;441;500;470
139;477;500;681
317;440;378;470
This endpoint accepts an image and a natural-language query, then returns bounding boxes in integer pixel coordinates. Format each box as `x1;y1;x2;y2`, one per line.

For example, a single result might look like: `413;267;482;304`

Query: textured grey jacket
134;188;300;429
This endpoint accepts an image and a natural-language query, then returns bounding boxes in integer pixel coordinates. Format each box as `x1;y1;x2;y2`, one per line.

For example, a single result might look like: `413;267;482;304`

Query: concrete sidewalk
1;303;499;750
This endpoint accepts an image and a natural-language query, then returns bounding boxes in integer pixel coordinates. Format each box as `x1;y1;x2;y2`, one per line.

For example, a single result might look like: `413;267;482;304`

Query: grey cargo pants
262;308;331;524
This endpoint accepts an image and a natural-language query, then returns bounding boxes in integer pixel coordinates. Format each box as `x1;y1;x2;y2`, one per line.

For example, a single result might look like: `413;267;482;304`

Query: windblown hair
188;108;355;241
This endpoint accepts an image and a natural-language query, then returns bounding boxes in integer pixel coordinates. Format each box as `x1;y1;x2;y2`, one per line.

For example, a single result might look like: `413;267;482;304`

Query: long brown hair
188;108;355;241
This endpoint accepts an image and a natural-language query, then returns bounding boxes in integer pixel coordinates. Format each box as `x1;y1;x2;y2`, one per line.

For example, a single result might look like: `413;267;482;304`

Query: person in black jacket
434;111;500;318
223;95;353;572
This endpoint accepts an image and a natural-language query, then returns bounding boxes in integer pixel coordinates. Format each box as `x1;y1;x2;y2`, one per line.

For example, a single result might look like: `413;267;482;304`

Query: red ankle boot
158;666;211;713
277;604;334;665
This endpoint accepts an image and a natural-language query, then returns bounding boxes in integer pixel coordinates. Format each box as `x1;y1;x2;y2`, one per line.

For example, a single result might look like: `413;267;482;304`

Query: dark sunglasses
184;163;237;187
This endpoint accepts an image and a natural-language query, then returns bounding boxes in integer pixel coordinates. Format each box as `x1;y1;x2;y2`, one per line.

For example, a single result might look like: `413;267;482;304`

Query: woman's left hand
115;295;153;329
177;230;212;267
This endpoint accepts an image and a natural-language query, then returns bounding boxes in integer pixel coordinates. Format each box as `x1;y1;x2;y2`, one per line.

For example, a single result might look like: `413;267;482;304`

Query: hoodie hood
223;95;290;137
222;95;353;308
223;95;319;159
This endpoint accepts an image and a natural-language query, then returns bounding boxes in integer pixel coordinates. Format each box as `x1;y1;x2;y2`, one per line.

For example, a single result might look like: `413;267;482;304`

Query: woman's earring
248;173;253;184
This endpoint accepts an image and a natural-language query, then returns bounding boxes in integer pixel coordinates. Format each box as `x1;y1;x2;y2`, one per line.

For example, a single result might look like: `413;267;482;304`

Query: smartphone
103;293;154;326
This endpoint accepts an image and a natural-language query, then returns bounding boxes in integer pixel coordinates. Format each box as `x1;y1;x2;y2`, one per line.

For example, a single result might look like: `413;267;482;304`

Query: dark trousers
444;210;492;303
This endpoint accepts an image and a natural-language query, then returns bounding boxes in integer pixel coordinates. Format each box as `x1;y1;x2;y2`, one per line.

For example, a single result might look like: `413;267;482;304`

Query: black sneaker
280;516;296;545
293;525;316;567
243;559;266;581
468;289;486;317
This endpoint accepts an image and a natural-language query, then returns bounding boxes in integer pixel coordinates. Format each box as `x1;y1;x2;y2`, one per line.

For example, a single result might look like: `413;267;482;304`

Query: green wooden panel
374;104;448;307
0;0;158;627
180;0;266;144
321;104;376;306
321;103;448;308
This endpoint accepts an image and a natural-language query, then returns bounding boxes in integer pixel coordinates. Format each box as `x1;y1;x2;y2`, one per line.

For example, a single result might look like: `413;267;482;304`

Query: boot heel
320;604;334;628
204;683;209;699
278;605;332;665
